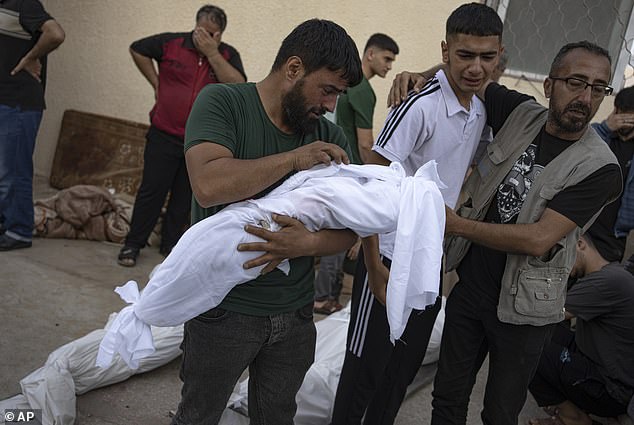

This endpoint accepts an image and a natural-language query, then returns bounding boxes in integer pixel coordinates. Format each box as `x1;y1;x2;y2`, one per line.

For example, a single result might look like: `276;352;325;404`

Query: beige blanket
33;185;152;243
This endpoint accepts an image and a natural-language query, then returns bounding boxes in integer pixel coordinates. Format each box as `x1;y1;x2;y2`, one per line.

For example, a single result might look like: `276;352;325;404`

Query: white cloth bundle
97;161;446;369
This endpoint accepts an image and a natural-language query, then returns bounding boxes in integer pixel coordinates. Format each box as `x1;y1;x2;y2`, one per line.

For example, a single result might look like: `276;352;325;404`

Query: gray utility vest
445;100;620;326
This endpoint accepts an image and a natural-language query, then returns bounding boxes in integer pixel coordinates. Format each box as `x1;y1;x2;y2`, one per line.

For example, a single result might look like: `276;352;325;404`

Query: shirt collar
437;69;483;118
183;32;196;50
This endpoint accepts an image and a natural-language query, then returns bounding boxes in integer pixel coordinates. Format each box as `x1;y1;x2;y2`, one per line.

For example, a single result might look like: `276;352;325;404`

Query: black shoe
117;246;140;267
0;234;32;251
0;223;5;235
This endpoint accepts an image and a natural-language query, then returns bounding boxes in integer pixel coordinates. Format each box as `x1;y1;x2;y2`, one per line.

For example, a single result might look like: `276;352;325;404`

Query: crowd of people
2;1;633;425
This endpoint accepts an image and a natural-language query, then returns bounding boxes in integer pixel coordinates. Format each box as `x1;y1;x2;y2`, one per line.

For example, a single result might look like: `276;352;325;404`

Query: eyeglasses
549;76;614;98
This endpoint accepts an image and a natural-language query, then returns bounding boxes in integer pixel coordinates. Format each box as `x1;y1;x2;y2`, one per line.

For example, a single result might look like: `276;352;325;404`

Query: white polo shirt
373;69;488;257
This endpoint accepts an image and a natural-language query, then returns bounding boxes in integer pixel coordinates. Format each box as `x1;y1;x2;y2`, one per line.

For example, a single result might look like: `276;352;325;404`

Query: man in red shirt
117;4;246;266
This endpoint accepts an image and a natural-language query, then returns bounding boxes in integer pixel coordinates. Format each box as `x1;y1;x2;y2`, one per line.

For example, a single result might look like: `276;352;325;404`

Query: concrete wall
36;0;616;179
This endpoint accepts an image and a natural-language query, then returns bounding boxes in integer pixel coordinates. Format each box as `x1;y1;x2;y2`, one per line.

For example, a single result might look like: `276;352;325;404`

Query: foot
0;234;32;251
117;246;140;267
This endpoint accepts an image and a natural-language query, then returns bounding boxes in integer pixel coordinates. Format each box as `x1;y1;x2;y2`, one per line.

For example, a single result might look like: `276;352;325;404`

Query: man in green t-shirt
170;19;362;425
337;33;399;165
313;33;399;316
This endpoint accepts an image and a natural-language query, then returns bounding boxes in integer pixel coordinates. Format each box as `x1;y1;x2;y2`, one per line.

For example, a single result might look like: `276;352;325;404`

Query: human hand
238;214;315;274
605;111;634;132
11;56;42;82
387;71;427;107
290;141;350;171
193;26;221;59
347;238;361;260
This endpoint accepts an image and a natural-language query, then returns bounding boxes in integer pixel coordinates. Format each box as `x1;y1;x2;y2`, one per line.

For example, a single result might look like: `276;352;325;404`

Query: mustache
565;102;590;117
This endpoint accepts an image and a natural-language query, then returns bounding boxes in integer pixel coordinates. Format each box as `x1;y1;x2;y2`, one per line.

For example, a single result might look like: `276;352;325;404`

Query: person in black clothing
117;4;246;266
0;0;65;251
528;233;634;425
389;41;622;424
587;86;634;262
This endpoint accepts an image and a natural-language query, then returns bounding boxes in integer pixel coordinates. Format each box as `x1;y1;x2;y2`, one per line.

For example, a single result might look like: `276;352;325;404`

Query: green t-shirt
335;76;376;164
185;82;352;316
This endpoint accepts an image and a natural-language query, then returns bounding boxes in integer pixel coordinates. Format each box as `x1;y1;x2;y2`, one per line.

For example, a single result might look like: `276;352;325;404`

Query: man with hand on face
392;40;621;423
117;4;246;267
331;4;502;425
170;19;362;425
587;86;634;263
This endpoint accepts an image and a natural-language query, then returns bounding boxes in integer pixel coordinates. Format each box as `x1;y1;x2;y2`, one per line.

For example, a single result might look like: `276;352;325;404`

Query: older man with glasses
388;39;622;423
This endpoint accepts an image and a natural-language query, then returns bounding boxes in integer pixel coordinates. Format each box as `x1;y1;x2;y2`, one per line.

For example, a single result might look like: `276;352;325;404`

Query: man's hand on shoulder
387;71;428;107
290;141;350;171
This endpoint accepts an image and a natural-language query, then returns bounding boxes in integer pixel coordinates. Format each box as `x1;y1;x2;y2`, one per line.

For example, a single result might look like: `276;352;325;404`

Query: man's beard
282;80;325;134
549;100;592;134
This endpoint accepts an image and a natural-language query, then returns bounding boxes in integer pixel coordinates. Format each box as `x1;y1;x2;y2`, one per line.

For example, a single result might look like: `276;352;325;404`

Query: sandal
117;246;140;267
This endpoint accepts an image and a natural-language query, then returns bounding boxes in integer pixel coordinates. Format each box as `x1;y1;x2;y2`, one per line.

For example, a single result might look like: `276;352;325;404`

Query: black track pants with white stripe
331;247;441;425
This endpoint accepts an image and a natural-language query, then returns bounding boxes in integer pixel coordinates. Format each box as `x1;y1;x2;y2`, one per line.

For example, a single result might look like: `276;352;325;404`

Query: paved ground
0;179;583;425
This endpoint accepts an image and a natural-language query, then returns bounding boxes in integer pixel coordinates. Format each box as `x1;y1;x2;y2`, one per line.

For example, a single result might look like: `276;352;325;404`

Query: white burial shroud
97;161;446;369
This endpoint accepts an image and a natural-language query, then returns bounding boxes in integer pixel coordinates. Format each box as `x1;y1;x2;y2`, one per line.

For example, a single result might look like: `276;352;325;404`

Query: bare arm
362;235;390;305
11;19;65;81
445;206;577;257
130;49;159;93
193;27;245;83
186;141;349;208
357;128;378;164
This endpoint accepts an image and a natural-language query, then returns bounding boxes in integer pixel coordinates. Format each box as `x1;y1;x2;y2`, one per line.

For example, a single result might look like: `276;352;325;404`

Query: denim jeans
171;303;316;425
0;104;42;240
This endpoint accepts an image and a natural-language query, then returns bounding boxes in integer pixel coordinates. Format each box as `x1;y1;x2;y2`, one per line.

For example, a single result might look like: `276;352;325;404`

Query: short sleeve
185;84;238;153
372;95;428;163
19;0;52;35
484;83;534;135
548;164;622;228
347;82;375;130
130;33;175;61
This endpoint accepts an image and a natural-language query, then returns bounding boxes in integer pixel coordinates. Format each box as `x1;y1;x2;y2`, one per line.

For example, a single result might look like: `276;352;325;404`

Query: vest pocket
514;268;567;317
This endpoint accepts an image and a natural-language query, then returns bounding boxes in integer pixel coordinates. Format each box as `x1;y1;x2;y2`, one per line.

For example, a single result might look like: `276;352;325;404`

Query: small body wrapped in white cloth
97;161;446;369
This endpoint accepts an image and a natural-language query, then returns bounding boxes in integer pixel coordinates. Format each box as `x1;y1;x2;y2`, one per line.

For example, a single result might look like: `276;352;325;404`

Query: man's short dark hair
549;40;611;77
271;19;363;87
364;33;399;55
196;4;227;32
446;3;503;39
615;86;634;112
